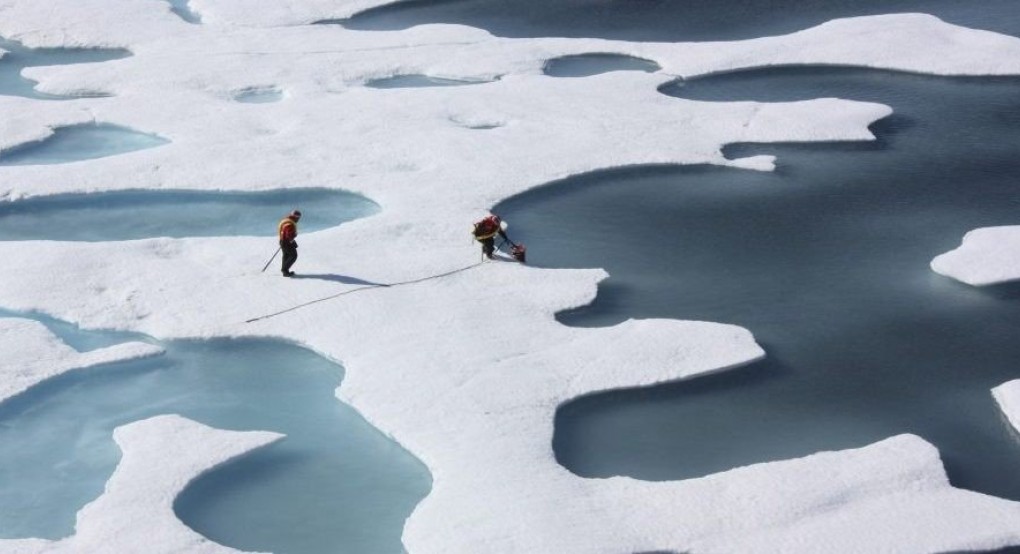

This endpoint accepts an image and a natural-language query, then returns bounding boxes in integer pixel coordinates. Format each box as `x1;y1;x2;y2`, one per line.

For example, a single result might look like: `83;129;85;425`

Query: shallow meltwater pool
542;54;660;78
0;36;130;100
0;313;431;554
0;123;169;166
0;188;379;241
499;67;1020;500
364;74;494;88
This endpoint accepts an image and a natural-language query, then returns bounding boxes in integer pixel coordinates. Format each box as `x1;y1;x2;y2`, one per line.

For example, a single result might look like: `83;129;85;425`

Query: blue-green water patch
0;312;430;553
0;308;149;352
365;74;492;88
543;54;660;78
233;87;283;103
165;0;202;24
0;188;378;241
0;36;129;100
0;124;168;166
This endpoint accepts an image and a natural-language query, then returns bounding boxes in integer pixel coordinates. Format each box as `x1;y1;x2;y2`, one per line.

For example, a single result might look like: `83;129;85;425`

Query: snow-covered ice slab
0;317;162;404
649;13;1020;78
0;414;282;553
932;226;1020;286
3;1;1020;553
993;380;1020;436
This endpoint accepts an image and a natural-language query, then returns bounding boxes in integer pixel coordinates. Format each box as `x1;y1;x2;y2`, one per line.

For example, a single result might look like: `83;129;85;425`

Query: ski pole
497;235;519;250
261;247;281;272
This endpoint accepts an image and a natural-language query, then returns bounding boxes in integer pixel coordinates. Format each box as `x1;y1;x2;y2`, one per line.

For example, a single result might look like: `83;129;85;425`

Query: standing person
278;210;301;277
472;213;509;260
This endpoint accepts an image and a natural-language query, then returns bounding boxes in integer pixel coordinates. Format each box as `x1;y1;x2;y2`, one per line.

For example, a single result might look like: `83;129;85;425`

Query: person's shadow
292;274;389;287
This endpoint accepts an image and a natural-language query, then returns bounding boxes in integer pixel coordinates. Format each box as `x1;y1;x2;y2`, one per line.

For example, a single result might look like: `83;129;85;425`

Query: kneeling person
472;214;509;260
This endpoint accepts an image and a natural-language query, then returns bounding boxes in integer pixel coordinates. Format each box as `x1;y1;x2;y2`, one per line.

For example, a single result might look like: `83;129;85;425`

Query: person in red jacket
472;213;510;260
278;210;301;277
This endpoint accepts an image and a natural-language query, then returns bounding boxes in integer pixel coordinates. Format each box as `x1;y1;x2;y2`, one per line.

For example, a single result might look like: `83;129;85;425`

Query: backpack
473;216;500;239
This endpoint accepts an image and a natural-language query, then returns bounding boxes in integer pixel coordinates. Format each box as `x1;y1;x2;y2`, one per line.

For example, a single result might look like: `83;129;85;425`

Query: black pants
481;237;495;258
480;230;507;259
281;241;298;274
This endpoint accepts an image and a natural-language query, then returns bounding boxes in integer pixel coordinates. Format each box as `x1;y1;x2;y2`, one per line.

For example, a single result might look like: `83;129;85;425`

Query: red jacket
278;216;298;242
473;215;502;240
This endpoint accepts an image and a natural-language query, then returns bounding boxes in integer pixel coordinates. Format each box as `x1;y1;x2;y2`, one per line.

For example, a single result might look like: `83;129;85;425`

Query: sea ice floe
2;2;1020;553
725;154;777;171
931;226;1020;286
993;380;1020;436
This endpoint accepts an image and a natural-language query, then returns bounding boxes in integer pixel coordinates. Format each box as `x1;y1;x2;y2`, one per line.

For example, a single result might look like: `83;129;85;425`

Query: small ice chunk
931;226;1020;286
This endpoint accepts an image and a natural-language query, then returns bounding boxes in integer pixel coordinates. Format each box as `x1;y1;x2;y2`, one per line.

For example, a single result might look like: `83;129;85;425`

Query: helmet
290;210;302;219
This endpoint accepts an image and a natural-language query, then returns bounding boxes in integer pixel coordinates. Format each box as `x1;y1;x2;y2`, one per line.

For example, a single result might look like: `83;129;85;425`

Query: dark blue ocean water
341;0;1020;42
492;10;1020;508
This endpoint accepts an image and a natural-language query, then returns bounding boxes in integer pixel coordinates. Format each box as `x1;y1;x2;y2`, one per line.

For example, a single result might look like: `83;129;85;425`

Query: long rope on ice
244;261;484;324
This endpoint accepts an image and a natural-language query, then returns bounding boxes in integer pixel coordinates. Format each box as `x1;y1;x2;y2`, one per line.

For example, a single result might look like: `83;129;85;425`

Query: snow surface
931;226;1020;286
993;380;1020;436
2;1;1020;552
